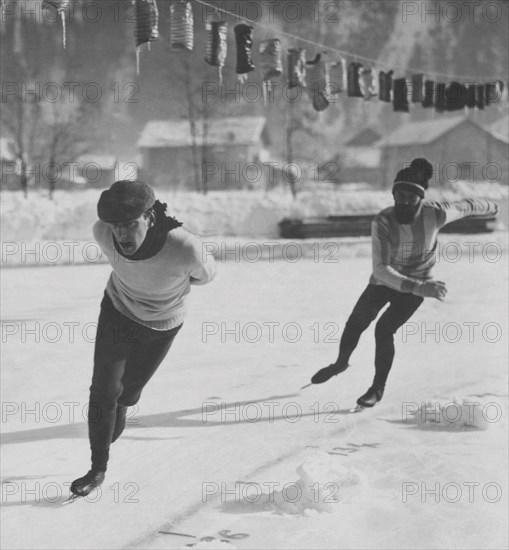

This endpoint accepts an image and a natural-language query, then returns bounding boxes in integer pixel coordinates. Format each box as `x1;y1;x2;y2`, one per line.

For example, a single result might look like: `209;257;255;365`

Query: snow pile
271;451;368;514
231;451;368;515
402;396;499;430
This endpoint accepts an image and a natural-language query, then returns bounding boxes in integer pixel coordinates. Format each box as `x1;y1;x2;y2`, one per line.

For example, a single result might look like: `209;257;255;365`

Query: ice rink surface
1;250;507;549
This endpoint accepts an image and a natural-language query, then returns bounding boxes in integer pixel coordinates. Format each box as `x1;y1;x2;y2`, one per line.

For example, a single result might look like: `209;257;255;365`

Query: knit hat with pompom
392;158;433;198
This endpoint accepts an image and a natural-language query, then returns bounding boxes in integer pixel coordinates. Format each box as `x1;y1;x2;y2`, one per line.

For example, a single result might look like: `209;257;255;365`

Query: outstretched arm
432;198;498;228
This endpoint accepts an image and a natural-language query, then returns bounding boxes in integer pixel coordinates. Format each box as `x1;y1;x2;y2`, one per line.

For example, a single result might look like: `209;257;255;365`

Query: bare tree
200;96;210;195
1;2;100;198
1;17;40;197
181;53;213;195
285;97;298;198
41;100;94;199
182;55;203;193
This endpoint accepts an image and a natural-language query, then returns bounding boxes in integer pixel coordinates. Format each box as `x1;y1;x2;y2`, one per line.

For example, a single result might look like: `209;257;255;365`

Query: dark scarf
113;200;183;261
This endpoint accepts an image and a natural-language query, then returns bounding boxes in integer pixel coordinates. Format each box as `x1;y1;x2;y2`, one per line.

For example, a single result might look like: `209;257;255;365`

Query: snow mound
403;396;498;430
228;451;368;515
270;451;368;514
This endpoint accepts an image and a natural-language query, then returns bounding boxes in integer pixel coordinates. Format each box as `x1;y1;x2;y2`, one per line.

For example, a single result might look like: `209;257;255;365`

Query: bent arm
186;234;216;285
372;219;422;294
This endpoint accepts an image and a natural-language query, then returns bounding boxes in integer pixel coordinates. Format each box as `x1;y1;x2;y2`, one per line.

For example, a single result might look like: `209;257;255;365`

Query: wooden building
378;116;509;188
137;116;268;191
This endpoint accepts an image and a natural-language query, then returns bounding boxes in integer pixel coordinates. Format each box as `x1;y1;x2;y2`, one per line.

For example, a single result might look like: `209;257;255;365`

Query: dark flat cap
97;180;155;223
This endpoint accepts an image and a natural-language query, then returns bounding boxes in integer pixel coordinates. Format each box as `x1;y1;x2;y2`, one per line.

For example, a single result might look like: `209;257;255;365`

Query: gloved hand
414;280;447;301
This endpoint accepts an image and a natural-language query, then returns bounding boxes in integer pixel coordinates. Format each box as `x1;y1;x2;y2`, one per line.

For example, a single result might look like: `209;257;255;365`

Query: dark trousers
88;293;182;471
337;284;423;389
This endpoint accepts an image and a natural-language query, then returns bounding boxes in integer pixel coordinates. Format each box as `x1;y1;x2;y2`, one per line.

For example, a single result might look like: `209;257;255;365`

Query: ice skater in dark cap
311;158;498;408
71;180;216;496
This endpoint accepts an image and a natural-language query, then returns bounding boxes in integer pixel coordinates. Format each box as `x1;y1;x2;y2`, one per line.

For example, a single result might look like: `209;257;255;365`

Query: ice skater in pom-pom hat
70;180;216;497
310;159;498;409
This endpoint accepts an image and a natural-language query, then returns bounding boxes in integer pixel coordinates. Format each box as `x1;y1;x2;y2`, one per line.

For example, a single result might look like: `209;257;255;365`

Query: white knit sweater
94;221;216;330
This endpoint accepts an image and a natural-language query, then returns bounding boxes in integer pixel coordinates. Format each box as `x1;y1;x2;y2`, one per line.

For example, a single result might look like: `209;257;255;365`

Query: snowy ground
1;248;508;549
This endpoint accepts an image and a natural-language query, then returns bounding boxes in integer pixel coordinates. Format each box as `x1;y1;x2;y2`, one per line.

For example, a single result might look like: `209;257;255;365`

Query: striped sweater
94;222;216;330
370;199;498;294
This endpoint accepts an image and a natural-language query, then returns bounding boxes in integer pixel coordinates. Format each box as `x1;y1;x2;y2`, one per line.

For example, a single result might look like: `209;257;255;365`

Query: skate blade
61;494;81;505
349;405;365;413
300;383;313;390
158;531;196;538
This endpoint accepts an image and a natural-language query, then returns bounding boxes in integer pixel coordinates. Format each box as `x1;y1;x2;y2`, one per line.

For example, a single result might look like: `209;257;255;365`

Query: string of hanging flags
42;0;507;113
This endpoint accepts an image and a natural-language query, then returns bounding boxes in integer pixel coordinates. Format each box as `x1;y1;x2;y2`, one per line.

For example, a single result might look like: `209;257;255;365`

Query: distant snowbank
1;183;507;267
0;186;389;242
1;182;506;243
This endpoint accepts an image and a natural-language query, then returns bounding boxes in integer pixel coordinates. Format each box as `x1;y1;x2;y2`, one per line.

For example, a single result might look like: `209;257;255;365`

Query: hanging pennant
170;0;193;51
378;70;393;102
234;24;255;83
485;81;502;106
347;62;363;97
496;80;505;101
466;83;476;109
467;82;489;110
42;0;69;48
422;80;435;108
259;40;282;82
135;0;159;48
444;82;467;111
434;82;446;112
259;39;282;104
411;73;424;103
306;53;330;111
393;78;409;112
134;0;159;74
328;58;347;95
205;21;228;84
287;48;306;89
474;84;485;109
359;67;378;100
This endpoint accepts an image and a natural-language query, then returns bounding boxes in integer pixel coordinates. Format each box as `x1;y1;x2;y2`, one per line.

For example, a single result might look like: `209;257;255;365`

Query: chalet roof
378;115;509;147
489;115;509;142
77;154;117;169
378;116;470;147
138;116;266;148
344;127;381;147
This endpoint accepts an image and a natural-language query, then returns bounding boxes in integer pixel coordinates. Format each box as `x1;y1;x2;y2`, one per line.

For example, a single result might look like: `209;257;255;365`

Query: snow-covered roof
0;137;16;162
76;154;117;169
378;116;470;146
378;115;509;147
138;116;266;148
343;127;381;147
343;147;381;168
489;115;509;143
